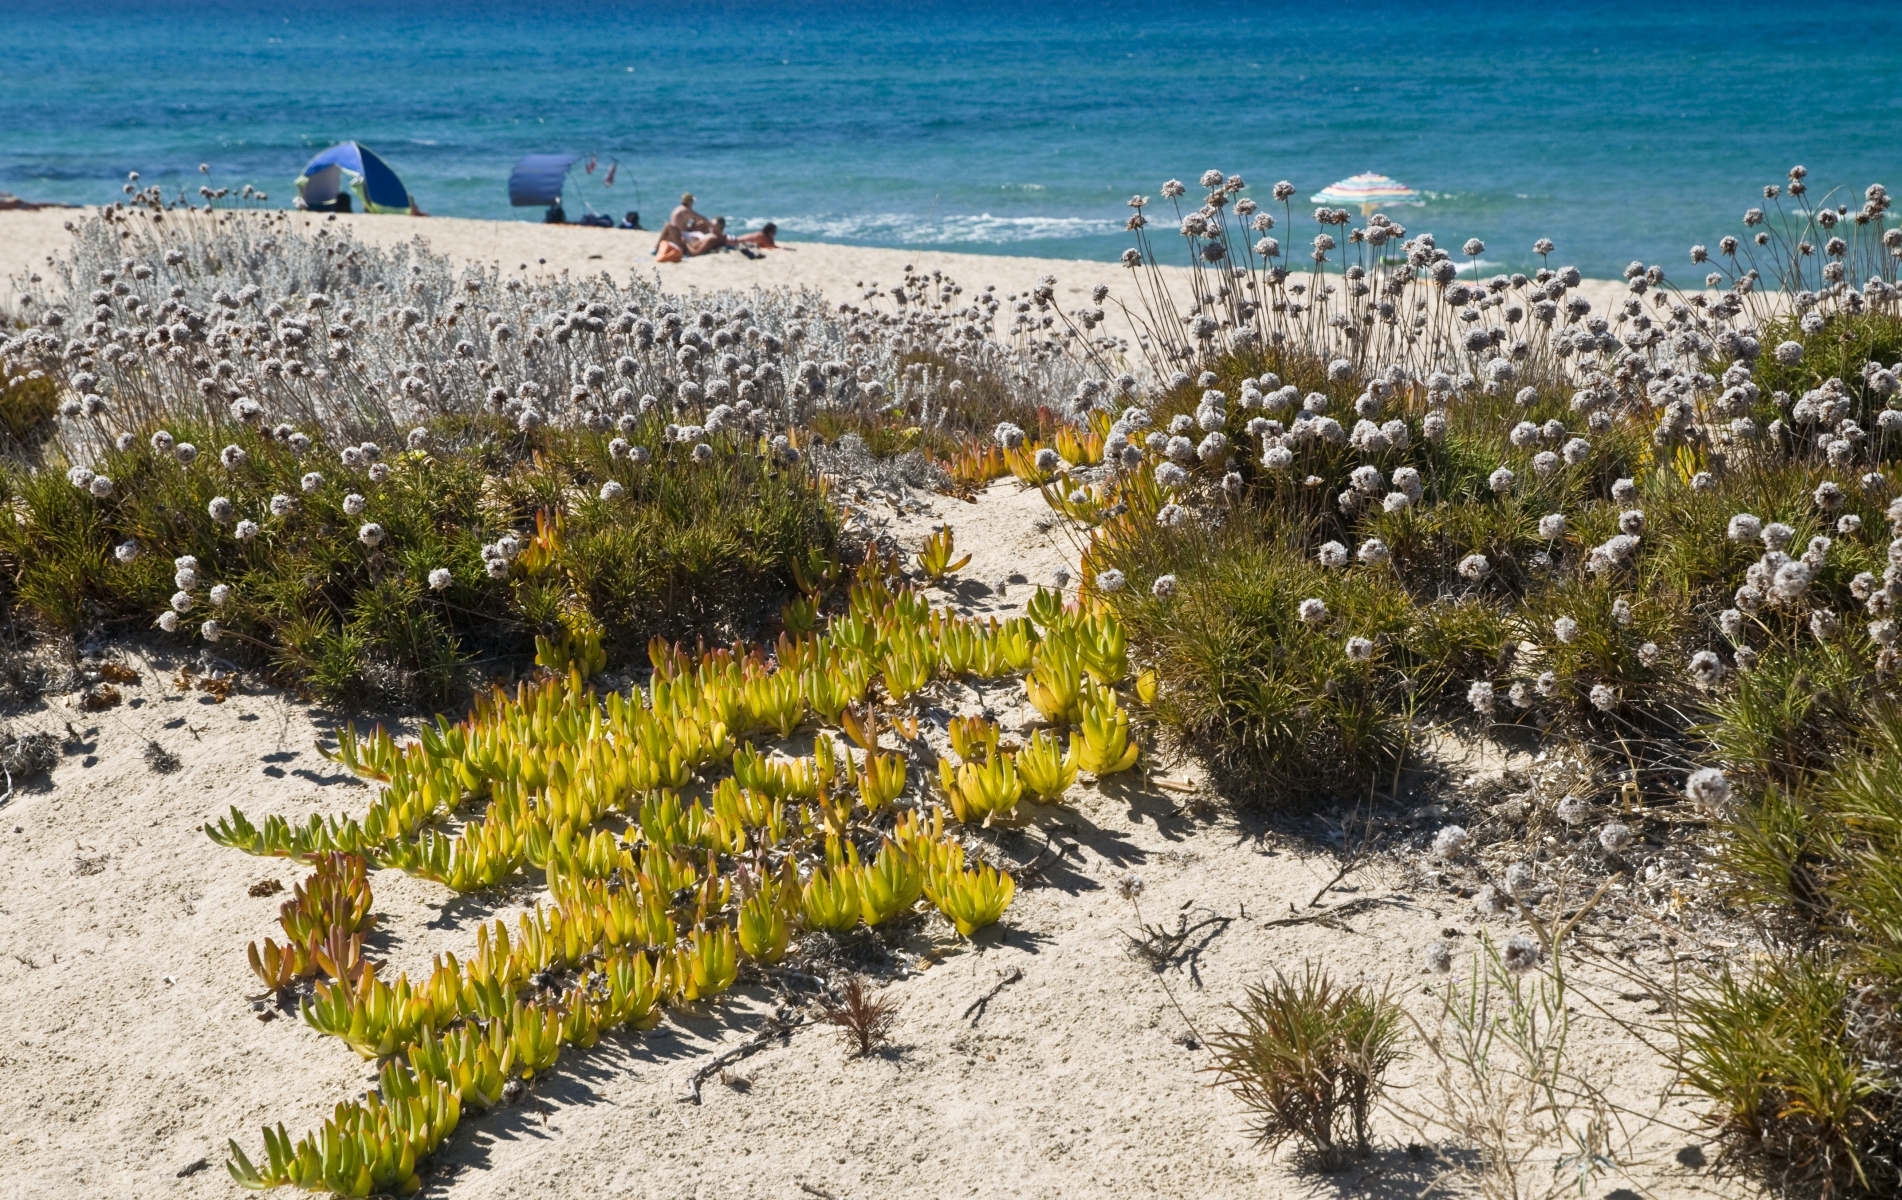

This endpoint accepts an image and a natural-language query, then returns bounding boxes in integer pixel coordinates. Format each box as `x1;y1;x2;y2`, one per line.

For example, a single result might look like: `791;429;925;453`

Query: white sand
0;480;1739;1199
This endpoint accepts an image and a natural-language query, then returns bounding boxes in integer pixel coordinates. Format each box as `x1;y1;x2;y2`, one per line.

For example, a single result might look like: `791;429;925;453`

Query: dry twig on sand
679;1009;806;1104
962;967;1024;1025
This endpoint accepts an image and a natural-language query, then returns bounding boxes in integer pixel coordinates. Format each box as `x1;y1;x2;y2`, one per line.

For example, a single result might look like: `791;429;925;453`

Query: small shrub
1111;528;1444;802
142;739;182;774
818;975;901;1058
1676;957;1901;1195
0;360;59;458
1204;962;1405;1170
0;725;58;782
0;647;50;707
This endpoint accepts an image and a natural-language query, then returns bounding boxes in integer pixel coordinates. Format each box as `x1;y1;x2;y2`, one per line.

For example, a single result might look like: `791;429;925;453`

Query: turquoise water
5;1;1900;276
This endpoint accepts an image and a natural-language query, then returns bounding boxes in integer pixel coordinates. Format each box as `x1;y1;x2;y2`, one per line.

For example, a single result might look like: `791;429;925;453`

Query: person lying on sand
735;221;779;248
654;211;729;261
684;216;727;256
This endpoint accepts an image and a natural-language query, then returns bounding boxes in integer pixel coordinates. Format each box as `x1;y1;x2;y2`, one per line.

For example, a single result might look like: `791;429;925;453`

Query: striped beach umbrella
1309;173;1422;216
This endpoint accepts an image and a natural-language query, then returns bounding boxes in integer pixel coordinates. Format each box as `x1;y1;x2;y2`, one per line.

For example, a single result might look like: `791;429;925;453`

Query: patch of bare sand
1;483;1748;1199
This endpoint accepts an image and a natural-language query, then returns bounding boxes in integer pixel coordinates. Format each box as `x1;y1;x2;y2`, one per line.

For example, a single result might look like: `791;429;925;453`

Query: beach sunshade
1310;173;1421;214
509;155;579;207
295;143;415;214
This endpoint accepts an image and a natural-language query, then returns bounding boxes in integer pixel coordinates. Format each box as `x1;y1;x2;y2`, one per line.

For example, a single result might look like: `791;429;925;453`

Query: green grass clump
0;413;833;705
1112;522;1459;798
1205;963;1406;1171
1677;957;1901;1195
0;360;59;457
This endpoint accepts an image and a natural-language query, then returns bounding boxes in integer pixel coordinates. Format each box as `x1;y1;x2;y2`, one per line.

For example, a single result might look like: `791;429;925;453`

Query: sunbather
735;222;779;248
684;216;728;256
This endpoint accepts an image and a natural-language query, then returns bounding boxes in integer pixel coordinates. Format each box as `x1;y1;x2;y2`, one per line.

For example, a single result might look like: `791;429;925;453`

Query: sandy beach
0;478;1733;1200
2;207;1637;342
0;206;1761;1200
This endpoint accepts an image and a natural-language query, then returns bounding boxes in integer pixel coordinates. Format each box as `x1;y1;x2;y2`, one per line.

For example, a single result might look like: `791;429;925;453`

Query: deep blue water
4;0;1900;276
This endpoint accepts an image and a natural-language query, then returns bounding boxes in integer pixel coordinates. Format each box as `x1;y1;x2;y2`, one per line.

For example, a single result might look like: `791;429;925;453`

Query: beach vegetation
9;164;1902;1195
1205;962;1405;1171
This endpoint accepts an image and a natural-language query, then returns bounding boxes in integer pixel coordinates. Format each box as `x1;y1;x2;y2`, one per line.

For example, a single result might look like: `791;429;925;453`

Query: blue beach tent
509;154;580;208
295;143;417;214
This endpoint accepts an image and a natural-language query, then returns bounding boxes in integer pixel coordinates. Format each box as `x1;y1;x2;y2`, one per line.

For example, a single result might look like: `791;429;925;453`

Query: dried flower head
1687;649;1725;688
1502;934;1541;973
1811;608;1842;641
1433;825;1471;859
1685;766;1731;813
1467;680;1496;716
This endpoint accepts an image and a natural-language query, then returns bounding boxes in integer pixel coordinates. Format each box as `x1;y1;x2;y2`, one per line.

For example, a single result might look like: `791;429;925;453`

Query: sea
4;0;1900;279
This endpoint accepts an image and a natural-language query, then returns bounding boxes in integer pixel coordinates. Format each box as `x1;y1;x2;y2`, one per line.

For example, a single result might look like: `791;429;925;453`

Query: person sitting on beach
734;221;779;249
543;200;566;225
669;193;712;235
684;216;727;256
620;210;642;230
